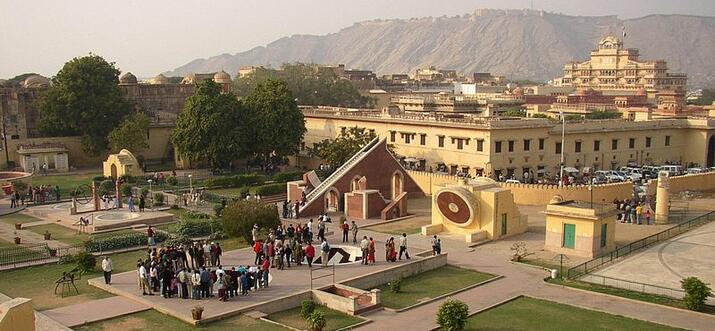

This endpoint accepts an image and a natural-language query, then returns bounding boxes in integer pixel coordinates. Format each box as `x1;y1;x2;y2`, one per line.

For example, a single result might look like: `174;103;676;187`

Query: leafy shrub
175;219;222;238
214;204;225;217
74;251;97;273
120;184;133;197
141;188;149;197
272;171;304;183
300;300;316;319
306;310;326;331
154;192;165;206
208;230;227;240
221;200;280;243
119;174;136;183
186;210;211;219
389;277;402;293
166;176;178;186
681;277;712;311
253;183;285;196
93;175;107;182
170;204;180;209
165;233;192;247
12;181;28;193
204;173;267;189
85;230;169;252
436;298;469;331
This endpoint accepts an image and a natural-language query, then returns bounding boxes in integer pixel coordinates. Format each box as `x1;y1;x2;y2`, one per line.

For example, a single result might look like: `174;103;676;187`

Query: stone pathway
42;296;151;328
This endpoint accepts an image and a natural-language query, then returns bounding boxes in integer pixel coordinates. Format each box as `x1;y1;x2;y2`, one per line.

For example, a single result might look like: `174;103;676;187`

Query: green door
563;224;576;249
600;223;607;247
501;213;508;236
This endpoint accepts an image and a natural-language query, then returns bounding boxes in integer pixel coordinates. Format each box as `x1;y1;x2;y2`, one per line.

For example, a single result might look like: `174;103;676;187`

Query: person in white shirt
398;233;410;260
191;270;201;299
359;236;370;265
320;238;331;267
101;256;113;284
138;263;152;295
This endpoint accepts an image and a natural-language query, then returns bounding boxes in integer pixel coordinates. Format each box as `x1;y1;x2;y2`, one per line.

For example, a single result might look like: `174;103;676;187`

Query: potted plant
15;223;22;230
49;248;57;257
44;230;52;240
191;306;204;320
14;237;21;244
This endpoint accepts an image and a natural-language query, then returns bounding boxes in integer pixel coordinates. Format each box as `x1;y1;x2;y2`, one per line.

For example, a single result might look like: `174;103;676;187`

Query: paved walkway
42;296;151;327
0;292;72;331
353;227;715;331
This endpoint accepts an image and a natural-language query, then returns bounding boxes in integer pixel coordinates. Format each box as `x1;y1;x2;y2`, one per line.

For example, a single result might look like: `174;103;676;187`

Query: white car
686;167;705;174
505;179;521;184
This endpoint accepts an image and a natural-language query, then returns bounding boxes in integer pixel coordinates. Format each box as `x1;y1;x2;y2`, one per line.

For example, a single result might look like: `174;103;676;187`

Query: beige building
299;107;715;181
553;36;687;95
544;199;617;258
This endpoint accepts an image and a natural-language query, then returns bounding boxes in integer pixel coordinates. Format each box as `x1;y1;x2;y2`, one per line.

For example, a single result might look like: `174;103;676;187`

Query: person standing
101;256;113;284
645;209;652;225
398;233;410;260
147;225;156;246
261;256;270;288
139;195;146;212
138;262;152;295
360;236;369;265
341;220;349;243
251;224;259;244
635;203;643;225
304;241;315;268
368;237;376;264
320;238;330;267
351;221;359;244
191;270;201;300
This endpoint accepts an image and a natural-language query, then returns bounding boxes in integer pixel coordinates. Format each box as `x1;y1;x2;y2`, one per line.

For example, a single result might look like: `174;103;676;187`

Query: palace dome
151;74;169;85
213;70;231;84
119;72;137;85
22;75;50;89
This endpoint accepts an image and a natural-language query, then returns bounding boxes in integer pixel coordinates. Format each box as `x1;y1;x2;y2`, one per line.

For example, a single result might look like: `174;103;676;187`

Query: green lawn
0;249;146;310
26;223;90;246
0;213;45;225
29;172;101;198
267;305;363;331
461;296;686;331
376;265;495;309
75;310;286;331
208;187;248;198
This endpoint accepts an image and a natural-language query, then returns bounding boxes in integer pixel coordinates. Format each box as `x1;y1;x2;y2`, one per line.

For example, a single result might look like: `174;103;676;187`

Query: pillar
92;181;100;212
655;171;670;224
115;178;123;209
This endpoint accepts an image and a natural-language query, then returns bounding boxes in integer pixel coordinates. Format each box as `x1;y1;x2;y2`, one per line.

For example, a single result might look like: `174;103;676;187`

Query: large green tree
107;112;150;152
172;80;248;169
221;200;280;243
38;54;131;155
234;63;374;108
309;126;376;169
243;79;306;163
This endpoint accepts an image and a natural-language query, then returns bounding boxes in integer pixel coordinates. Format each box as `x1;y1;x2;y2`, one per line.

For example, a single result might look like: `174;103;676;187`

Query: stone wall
0;298;34;331
341;253;447;290
664;172;715;194
407;170;633;205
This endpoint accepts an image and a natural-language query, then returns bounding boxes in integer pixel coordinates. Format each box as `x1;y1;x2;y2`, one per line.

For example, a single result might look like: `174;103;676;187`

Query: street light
559;110;566;188
188;174;193;193
147;179;153;211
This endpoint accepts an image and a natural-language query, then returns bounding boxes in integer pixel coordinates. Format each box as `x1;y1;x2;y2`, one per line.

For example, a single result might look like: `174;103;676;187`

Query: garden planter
191;307;204;320
15;223;22;230
44;233;52;240
2;185;12;195
49;249;57;257
14;237;21;244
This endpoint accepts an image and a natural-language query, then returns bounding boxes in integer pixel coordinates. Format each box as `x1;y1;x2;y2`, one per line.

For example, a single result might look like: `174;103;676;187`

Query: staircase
300;137;380;213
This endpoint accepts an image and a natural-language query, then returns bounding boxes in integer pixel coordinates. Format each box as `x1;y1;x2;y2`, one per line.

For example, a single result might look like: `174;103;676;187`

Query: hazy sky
1;0;714;78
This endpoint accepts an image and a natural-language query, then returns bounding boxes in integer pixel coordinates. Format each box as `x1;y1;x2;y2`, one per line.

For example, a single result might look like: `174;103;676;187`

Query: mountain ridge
165;9;715;87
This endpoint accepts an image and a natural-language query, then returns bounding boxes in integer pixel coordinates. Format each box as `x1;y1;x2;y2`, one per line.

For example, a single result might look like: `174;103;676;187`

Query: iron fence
578;274;687;299
0;243;85;269
567;210;715;279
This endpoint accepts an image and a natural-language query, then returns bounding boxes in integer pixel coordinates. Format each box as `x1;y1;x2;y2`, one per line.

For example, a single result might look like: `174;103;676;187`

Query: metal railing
578;274;687;299
0;243;84;269
567;210;715;279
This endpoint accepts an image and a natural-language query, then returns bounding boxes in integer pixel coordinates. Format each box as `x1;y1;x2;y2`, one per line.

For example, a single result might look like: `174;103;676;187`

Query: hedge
84;230;169;252
175;218;223;238
272;171;304;183
204;173;266;189
253;183;285;196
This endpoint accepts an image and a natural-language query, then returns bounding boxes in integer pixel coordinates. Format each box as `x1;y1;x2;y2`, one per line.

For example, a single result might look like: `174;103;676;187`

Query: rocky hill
165;9;715;87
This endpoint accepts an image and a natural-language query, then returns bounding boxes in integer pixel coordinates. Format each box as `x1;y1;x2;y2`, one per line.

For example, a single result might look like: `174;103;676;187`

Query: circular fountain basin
95;211;141;222
0;171;32;182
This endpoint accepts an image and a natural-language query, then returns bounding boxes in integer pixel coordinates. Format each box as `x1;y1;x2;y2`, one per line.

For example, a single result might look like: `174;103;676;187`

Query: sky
1;0;714;78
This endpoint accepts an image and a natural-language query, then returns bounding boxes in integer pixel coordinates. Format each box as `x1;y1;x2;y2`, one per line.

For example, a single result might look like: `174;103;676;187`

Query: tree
234;63;373;108
38;54;132;155
501;108;527;117
436;298;469;331
221;200;280;243
172;80;248;169
243;79;306;164
681;277;712;311
309;126;376;169
531;113;549;118
108;112;150;152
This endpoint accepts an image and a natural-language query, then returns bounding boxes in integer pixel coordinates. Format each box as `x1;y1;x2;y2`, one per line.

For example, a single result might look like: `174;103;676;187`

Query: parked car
660;165;683;176
686;167;706;174
505;179;521;184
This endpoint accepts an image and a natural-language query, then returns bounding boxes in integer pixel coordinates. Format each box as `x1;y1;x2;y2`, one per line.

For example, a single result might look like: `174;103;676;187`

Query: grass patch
208;187;249;198
0;249;146;310
364;217;430;235
461;296;686;331
30;172;101;198
26;224;90;246
267;305;362;331
0;213;44;225
548;278;715;315
520;258;568;271
75;310;286;331
376;265;495;309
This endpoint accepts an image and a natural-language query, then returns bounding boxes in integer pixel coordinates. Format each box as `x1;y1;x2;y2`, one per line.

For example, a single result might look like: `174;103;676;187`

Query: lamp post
559;110;566;187
147;179;153;211
188;174;193;193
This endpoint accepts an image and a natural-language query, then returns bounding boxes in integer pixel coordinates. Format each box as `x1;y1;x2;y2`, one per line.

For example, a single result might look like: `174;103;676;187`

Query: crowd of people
613;199;653;225
9;184;61;208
